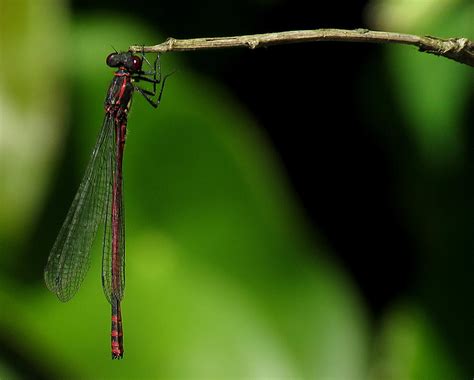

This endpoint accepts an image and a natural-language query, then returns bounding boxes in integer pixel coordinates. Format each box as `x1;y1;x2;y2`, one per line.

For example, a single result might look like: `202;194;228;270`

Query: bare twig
129;28;474;67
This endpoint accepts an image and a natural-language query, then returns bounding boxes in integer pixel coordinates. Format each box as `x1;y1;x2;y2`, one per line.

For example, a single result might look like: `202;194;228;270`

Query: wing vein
44;115;115;302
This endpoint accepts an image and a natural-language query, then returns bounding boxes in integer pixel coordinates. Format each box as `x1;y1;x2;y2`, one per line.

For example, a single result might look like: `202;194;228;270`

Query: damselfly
44;51;170;359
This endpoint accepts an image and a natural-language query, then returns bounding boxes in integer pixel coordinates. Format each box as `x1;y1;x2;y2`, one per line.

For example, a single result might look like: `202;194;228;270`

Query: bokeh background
0;0;473;378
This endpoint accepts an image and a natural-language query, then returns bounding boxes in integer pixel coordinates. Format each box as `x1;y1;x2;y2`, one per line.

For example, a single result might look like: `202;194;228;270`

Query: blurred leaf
0;0;68;261
365;0;465;31
369;303;462;379
365;2;474;374
367;0;473;166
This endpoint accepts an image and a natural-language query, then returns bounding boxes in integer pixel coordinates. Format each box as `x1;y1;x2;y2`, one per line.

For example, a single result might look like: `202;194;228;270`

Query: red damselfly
44;51;170;359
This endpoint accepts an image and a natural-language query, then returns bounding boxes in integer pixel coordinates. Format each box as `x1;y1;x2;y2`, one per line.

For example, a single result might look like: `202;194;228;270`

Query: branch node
452;37;469;52
246;39;259;49
166;37;176;51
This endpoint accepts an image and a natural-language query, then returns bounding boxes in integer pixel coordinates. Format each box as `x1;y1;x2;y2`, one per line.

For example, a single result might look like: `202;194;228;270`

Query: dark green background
0;0;472;378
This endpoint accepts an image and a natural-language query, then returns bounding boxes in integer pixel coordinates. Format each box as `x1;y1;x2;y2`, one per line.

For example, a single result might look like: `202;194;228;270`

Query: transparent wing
102;126;125;304
44;115;114;302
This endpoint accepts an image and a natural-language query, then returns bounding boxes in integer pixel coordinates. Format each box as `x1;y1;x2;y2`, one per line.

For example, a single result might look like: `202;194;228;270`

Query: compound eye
129;55;142;72
106;53;120;67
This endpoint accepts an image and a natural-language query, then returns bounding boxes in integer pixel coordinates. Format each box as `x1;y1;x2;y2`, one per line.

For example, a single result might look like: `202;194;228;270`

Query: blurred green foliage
0;0;472;379
0;0;67;259
366;0;473;376
385;0;473;166
369;303;462;379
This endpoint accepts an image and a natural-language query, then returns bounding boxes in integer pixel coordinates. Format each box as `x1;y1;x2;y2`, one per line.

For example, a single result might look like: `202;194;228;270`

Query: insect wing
44;116;114;302
101;124;125;304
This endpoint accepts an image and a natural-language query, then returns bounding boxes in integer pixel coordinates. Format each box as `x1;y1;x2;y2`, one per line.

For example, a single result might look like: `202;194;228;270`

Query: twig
129;28;474;67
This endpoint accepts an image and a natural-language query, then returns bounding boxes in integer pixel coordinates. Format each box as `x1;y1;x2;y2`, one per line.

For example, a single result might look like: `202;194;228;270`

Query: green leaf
369;303;463;379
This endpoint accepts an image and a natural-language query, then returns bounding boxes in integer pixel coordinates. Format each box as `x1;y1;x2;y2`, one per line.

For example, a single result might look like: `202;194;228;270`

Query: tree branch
129;28;474;67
